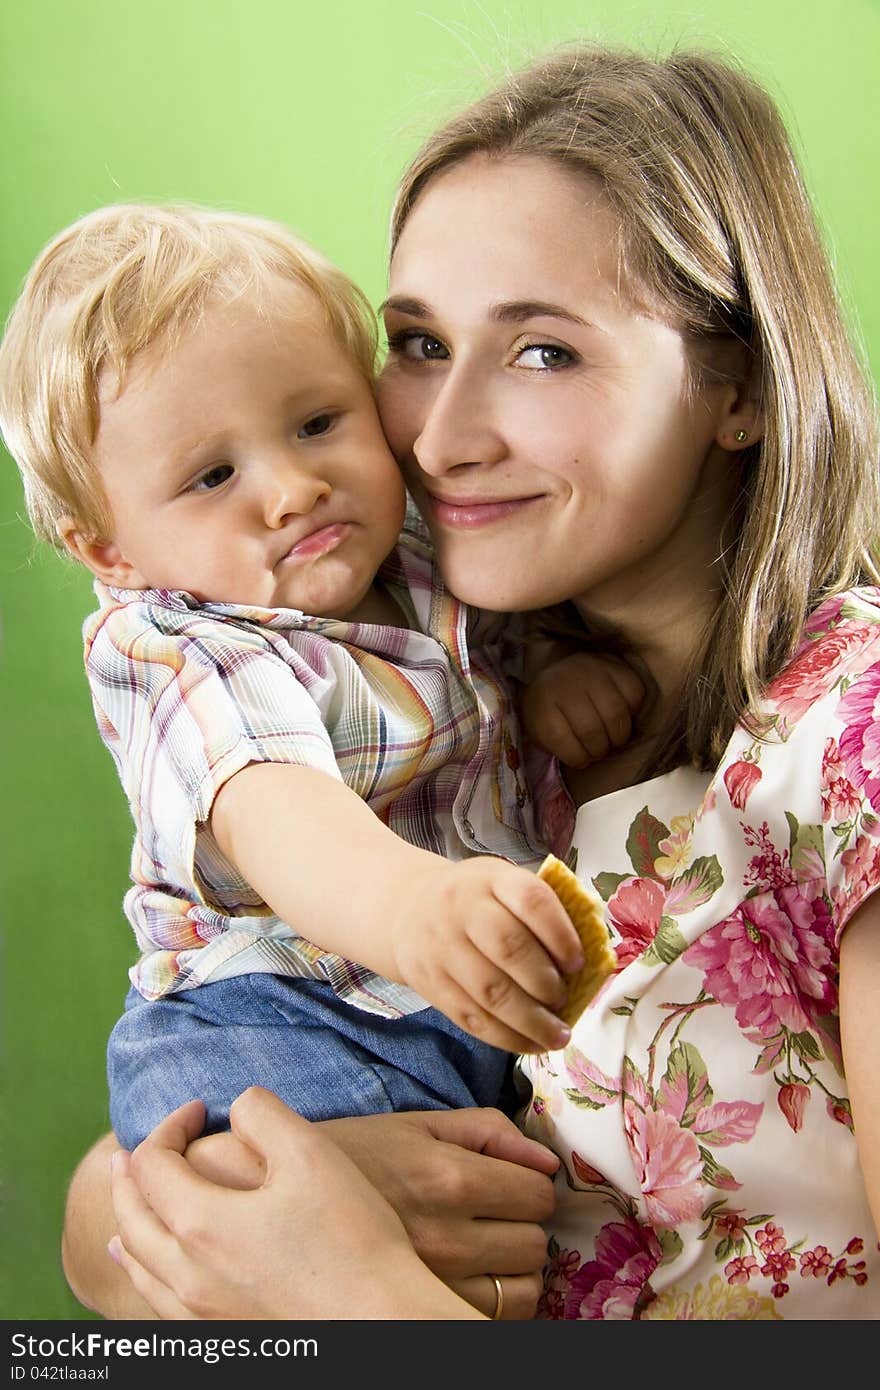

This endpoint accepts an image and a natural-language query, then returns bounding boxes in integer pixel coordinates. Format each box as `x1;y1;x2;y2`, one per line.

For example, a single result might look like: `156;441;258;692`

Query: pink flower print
765;624;880;731
838;664;880;812
822;738;862;822
691;1100;763;1147
724;1254;759;1285
755;1222;797;1297
564;1050;621;1108
777;1082;810;1133
715;1210;748;1240
607;876;666;966
624;1103;705;1226
571;1151;607;1185
724;760;762;811
653;815;695;879
683;888;836;1038
800;1246;833;1278
775;882;834;952
536;1288;566;1319
823;776;862;823
741;821;790;892
839;835;880;926
841;833;880;894
826;1096;854;1130
564;1220;662;1320
822;737;845;781
754;1222;785;1254
547;1247;581;1283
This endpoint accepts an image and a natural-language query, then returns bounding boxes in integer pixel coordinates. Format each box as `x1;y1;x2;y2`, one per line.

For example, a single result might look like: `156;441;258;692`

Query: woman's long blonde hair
391;46;880;770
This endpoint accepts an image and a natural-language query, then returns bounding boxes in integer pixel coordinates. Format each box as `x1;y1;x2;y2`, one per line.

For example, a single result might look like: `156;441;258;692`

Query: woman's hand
110;1088;487;1320
321;1105;557;1317
64;1095;558;1320
178;1099;558;1320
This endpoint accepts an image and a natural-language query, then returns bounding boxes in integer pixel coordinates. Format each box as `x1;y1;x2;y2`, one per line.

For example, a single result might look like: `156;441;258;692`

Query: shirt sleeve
821;655;880;943
85;602;343;904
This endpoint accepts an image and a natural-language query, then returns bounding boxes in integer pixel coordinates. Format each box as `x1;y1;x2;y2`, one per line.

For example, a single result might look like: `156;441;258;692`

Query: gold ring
490;1274;504;1320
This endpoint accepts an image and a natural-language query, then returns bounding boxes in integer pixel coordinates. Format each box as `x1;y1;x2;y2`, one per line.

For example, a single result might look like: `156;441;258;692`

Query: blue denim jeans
107;974;513;1149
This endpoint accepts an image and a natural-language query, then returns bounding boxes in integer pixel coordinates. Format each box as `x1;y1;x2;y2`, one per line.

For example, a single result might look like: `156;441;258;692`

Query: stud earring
735;429;748;444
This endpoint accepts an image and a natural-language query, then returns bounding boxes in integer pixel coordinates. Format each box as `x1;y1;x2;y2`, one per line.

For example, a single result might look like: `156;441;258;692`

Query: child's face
79;280;406;617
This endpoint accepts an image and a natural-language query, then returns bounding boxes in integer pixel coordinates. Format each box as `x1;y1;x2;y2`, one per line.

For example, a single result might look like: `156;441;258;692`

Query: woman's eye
515;344;574;370
298;413;333;438
192;463;233;491
386;330;449;362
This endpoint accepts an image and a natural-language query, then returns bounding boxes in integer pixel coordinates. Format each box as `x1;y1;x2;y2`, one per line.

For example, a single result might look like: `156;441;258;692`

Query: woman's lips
281;521;350;562
425;494;544;528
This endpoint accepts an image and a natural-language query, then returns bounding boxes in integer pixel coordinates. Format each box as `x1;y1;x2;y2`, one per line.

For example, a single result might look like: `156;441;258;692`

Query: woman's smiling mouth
424;493;546;528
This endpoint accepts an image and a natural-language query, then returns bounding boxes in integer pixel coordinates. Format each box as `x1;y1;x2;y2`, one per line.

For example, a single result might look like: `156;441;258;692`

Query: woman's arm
839;891;880;1238
62;1098;558;1319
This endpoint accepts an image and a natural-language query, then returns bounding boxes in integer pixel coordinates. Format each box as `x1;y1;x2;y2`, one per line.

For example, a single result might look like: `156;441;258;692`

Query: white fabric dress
519;588;880;1318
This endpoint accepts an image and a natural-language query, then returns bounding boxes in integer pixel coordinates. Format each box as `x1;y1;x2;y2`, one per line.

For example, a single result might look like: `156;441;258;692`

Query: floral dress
520;588;880;1319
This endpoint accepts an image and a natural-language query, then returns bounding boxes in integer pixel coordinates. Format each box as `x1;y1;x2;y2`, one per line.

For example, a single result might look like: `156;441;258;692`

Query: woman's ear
715;376;764;454
56;517;148;589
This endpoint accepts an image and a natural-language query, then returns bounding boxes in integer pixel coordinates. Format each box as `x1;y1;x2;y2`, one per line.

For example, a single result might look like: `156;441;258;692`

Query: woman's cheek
374;371;416;462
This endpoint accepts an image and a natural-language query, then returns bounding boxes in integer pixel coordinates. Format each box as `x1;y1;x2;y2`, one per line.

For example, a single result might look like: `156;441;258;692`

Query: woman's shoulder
755;586;880;739
792;585;880;657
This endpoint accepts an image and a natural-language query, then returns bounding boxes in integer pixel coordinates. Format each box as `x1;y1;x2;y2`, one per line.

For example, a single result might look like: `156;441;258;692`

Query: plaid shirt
83;511;555;1016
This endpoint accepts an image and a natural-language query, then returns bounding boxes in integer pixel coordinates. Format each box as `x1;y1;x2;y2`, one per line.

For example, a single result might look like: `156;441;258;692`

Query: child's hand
388;857;585;1054
521;652;645;768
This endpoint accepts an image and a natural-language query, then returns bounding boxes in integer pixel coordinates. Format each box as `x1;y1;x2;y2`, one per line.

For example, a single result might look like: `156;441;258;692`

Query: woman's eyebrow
378;295;430;317
489;299;596;328
379;294;599;331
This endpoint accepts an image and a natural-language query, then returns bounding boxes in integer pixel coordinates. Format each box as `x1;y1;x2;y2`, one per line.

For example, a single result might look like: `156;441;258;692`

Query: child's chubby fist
387;855;586;1056
521;652;646;768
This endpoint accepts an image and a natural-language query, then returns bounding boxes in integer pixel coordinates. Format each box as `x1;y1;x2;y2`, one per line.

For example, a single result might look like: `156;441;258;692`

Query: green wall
2;0;878;1320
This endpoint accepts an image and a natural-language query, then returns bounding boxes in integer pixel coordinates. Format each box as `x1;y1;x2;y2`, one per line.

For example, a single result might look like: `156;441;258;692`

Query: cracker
538;853;616;1026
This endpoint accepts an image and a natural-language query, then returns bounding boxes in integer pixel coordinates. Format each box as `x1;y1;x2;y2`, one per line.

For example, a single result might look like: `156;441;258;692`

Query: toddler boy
0;205;640;1147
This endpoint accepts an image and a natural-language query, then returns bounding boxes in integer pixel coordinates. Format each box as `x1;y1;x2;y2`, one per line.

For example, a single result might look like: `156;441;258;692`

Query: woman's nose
412;369;507;477
262;458;331;528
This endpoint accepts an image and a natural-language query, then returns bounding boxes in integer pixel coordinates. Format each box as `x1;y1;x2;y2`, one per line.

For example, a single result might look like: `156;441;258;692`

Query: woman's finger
448;1272;543;1320
110;1151;204;1315
421;1106;560;1177
108;1235;196;1320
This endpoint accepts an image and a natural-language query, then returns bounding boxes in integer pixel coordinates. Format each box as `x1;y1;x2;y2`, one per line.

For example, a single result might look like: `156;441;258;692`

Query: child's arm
210;762;583;1052
839;893;880;1238
521;651;646;768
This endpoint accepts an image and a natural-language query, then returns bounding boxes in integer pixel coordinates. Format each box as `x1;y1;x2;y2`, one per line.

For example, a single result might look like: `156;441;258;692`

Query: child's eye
191;463;234;491
385;330;450;363
298;413;334;438
515;344;575;370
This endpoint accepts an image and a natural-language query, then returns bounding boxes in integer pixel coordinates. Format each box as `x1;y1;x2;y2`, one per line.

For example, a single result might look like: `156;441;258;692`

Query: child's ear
56;517;148;589
714;376;764;454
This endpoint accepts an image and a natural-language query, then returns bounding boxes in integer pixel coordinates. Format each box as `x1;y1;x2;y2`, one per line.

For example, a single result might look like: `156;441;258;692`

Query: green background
1;0;878;1320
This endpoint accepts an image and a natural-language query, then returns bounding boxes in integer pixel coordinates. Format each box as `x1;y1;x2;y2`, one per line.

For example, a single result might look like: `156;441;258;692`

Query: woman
64;42;880;1320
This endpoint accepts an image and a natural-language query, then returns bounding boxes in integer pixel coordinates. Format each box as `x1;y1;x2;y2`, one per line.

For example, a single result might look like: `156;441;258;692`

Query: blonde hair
392;46;880;770
0;203;377;548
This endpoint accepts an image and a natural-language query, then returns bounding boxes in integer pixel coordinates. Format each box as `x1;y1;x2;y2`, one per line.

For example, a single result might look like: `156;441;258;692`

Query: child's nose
262;464;332;528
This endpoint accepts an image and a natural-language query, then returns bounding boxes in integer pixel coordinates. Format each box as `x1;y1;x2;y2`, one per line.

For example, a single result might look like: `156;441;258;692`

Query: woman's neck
567;560;721;805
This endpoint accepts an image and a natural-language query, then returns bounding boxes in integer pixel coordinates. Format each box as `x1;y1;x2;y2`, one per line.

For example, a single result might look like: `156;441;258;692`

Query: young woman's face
377;154;738;617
